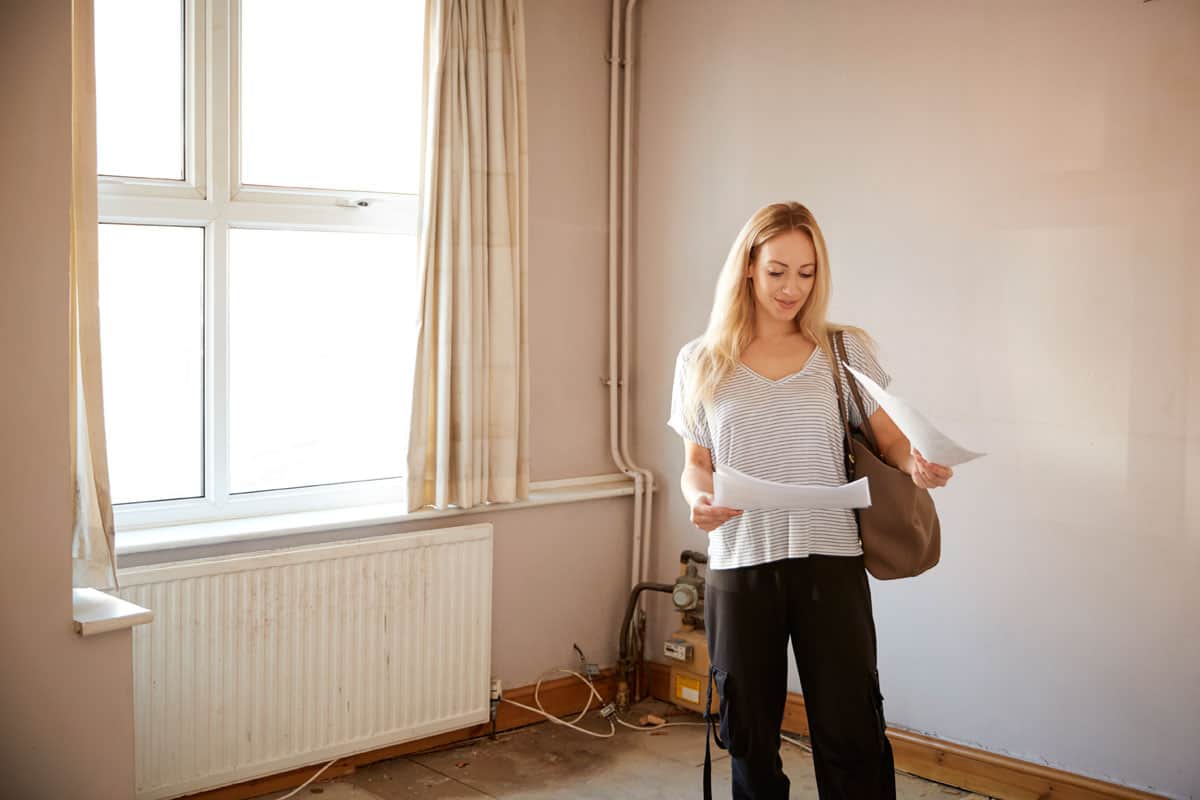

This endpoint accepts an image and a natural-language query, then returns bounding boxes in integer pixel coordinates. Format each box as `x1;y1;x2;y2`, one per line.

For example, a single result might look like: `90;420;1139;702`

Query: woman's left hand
911;448;953;489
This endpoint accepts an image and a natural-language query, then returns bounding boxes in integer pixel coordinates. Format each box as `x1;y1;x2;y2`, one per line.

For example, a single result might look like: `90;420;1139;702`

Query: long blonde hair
684;201;871;431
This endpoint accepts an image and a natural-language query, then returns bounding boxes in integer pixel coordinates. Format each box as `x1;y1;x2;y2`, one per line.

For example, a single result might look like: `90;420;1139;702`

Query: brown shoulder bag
829;331;941;580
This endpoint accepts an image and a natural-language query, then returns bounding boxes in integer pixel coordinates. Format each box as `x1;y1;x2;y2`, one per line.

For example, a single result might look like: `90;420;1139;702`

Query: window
96;0;425;529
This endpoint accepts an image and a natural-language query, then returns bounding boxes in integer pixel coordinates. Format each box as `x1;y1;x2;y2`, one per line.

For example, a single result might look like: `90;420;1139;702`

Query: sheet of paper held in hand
713;463;872;511
846;365;985;468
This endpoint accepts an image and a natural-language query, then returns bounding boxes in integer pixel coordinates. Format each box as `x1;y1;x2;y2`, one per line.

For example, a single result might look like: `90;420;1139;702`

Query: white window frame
100;0;419;532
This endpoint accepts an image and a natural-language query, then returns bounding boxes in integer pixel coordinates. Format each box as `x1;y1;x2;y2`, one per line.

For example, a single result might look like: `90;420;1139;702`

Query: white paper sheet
713;463;872;511
846;365;985;467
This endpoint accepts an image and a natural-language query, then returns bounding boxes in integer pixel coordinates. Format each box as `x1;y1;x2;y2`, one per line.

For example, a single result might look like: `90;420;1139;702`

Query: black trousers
704;555;896;800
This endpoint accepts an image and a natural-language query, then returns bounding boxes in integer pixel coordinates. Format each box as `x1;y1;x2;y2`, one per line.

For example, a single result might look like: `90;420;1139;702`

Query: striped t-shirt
667;332;892;570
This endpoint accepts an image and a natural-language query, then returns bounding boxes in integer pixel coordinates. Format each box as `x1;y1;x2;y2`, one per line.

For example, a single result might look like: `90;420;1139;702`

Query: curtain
407;0;530;511
70;0;118;589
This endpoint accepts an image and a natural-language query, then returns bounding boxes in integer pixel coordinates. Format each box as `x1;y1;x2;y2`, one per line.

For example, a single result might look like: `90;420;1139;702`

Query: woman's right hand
690;493;743;532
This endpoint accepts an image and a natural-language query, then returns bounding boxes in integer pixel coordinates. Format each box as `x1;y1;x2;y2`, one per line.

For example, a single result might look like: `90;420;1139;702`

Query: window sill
73;588;154;636
115;472;637;556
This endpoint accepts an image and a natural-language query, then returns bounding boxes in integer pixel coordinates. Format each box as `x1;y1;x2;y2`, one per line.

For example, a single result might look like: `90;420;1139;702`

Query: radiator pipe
619;0;656;590
606;0;648;595
615;581;673;708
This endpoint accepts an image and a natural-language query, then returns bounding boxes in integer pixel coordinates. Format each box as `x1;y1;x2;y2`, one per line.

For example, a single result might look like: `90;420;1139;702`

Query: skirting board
646;661;1165;800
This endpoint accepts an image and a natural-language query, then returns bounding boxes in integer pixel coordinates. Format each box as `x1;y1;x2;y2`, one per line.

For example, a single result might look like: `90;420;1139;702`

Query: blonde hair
683;201;871;431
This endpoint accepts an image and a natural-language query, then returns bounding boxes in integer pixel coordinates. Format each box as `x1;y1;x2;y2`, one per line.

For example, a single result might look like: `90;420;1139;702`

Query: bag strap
833;331;881;454
702;665;721;800
828;332;857;477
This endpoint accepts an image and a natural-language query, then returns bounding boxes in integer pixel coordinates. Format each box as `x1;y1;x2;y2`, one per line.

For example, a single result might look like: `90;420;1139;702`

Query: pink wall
0;2;136;797
526;0;621;480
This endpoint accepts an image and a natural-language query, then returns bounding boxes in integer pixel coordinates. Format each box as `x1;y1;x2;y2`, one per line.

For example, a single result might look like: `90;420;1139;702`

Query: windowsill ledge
73;588;154;636
115;472;639;556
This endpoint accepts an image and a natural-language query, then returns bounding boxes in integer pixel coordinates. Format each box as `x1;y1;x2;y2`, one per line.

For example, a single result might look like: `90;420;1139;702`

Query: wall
0;2;137;798
631;1;1199;797
527;0;616;480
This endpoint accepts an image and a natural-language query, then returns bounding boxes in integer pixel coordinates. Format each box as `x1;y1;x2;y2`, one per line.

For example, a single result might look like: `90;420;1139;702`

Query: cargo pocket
713;668;745;757
870;668;887;751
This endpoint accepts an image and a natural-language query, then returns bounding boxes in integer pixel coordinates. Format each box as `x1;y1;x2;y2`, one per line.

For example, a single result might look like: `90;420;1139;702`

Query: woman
667;202;953;799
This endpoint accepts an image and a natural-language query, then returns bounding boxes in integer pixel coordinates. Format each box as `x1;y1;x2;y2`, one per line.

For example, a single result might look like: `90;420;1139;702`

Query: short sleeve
839;332;892;428
667;342;713;449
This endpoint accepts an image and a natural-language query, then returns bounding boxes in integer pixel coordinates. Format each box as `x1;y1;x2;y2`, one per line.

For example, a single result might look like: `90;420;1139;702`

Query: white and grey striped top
667;332;892;570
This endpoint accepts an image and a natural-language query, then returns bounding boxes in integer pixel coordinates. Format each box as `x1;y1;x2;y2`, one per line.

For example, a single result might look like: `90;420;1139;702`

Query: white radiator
117;523;493;800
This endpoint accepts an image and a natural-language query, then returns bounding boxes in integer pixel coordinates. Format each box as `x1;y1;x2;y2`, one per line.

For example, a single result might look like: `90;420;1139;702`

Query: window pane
228;229;415;494
95;0;185;180
240;0;424;194
98;224;204;504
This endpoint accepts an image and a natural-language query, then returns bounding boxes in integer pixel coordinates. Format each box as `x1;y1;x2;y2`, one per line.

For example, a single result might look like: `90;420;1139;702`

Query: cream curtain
407;0;530;511
70;0;118;589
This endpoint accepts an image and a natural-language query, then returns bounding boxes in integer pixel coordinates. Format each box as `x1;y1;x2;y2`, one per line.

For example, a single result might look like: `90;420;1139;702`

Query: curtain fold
407;0;530;511
70;0;118;589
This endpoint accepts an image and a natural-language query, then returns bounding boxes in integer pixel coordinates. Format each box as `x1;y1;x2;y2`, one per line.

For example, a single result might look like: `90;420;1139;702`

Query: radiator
117;523;493;800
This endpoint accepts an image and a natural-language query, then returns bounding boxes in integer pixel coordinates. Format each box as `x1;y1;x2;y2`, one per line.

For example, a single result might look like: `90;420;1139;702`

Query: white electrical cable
500;667;710;738
500;668;616;738
782;733;814;753
274;755;340;799
279;666;736;796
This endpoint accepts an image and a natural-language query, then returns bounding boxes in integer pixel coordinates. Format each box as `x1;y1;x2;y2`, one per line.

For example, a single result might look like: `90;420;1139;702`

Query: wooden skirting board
185;663;1164;800
646;661;1164;800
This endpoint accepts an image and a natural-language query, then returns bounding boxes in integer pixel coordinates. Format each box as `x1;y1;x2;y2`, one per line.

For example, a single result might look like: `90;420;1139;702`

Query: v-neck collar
736;345;820;385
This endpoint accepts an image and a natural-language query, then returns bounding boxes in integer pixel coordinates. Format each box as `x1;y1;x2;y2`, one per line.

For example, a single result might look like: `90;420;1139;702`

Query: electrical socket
490;678;503;701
